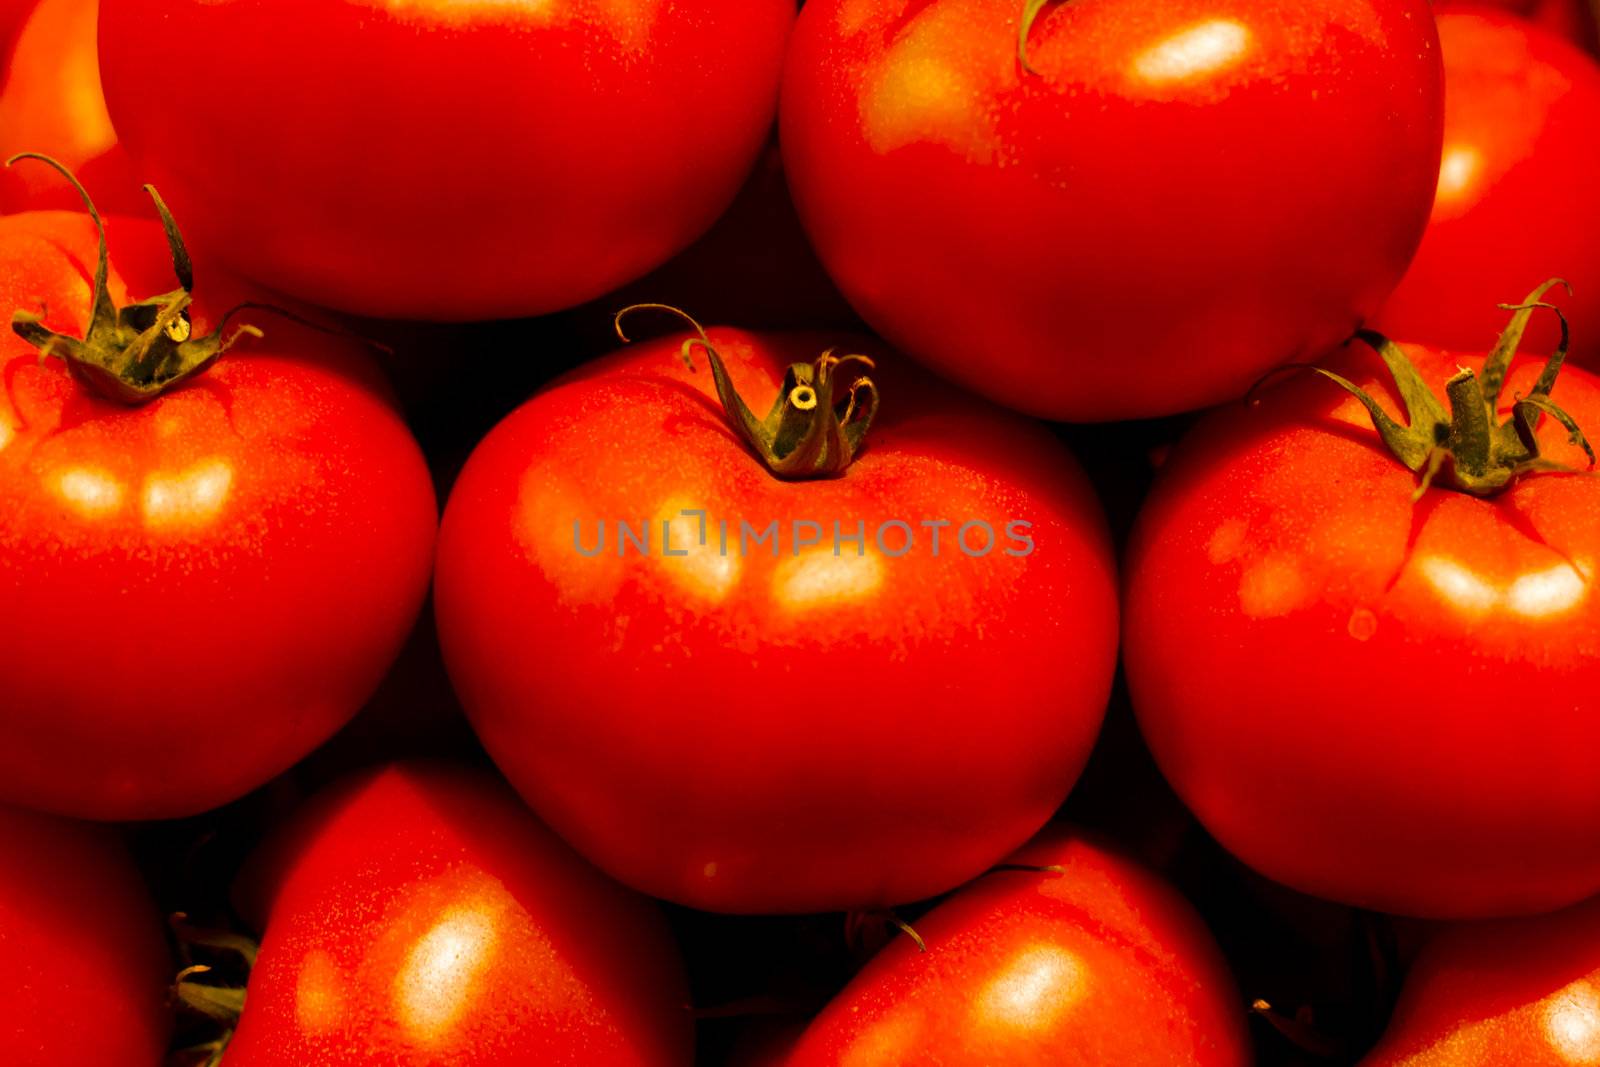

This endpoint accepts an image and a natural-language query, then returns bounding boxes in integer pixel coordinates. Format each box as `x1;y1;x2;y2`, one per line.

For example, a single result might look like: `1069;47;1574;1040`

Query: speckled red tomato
435;323;1118;913
0;199;436;819
1376;10;1600;365
1125;315;1600;917
781;0;1443;419
0;805;170;1067
784;828;1250;1066
1361;895;1600;1065
223;763;693;1067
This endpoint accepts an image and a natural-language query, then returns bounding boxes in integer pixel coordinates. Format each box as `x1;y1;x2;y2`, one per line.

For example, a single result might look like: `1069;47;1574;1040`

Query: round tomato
1361;895;1600;1065
434;318;1119;913
96;0;793;320
220;763;693;1067
0;0;136;214
0;169;437;819
780;0;1443;420
784;828;1250;1066
1375;10;1600;366
1124;293;1600;917
0;805;170;1067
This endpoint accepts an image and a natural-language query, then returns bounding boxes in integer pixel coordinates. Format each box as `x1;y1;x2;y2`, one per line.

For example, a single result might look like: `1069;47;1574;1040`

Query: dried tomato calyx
1307;278;1595;498
615;303;879;479
5;152;265;405
170;912;257;1067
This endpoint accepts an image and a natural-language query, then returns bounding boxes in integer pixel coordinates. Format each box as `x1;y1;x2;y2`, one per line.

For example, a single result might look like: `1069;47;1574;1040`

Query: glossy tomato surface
780;0;1443;420
0;805;170;1067
225;763;693;1067
0;0;136;214
1375;10;1600;364
0;210;437;819
434;327;1119;913
1125;338;1600;917
1361;895;1600;1065
97;0;793;320
784;828;1250;1066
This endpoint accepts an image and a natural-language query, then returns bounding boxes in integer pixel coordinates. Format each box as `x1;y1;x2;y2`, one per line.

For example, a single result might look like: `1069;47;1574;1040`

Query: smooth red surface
1375;10;1600;366
96;0;793;320
0;0;138;214
1361;895;1600;1065
783;828;1250;1066
434;328;1119;913
1125;338;1600;917
0;805;170;1067
780;0;1443;421
226;763;693;1067
0;211;437;819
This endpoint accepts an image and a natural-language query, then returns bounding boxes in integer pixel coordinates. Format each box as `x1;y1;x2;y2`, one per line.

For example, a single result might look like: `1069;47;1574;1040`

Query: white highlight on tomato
976;944;1086;1029
1420;555;1590;619
53;466;125;517
1544;979;1600;1064
774;551;884;611
393;906;498;1043
1133;19;1253;84
142;458;233;528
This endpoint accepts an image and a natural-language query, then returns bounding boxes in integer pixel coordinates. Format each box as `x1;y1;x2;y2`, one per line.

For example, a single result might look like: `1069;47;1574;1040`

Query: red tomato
1360;894;1600;1065
0;0;138;214
96;0;794;320
1375;10;1600;365
783;828;1250;1066
222;763;693;1067
0;181;437;819
780;0;1443;420
1124;301;1600;917
0;805;170;1066
434;320;1119;913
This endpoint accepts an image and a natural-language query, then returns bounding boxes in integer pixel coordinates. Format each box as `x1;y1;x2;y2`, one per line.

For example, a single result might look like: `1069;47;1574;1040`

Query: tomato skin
96;0;794;320
0;211;437;819
1124;339;1600;918
784;828;1250;1067
434;328;1119;913
1374;10;1600;365
0;0;139;215
225;763;693;1067
0;805;170;1067
1360;895;1600;1066
780;0;1443;421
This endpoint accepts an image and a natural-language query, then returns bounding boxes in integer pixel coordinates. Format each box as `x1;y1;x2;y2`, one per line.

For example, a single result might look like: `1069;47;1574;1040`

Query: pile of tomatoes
4;0;1600;1064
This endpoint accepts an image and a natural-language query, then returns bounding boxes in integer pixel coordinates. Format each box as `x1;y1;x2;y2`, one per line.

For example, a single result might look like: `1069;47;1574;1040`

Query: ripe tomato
0;0;137;214
0;173;437;819
221;763;693;1067
96;0;794;320
1124;296;1600;917
780;0;1443;420
0;805;170;1067
784;828;1250;1066
1375;10;1600;365
1360;895;1600;1065
434;318;1119;913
